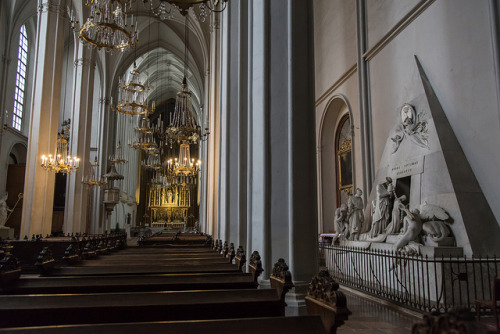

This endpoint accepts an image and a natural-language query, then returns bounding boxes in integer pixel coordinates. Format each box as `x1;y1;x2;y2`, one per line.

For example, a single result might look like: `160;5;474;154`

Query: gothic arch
317;94;355;233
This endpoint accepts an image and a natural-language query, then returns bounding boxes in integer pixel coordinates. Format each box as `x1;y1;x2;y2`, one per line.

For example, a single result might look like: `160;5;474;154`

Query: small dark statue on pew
249;251;264;286
305;269;351;334
235;246;246;271
270;258;294;304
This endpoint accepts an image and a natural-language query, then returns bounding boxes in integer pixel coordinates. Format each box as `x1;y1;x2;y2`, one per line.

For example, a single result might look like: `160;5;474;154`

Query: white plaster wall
368;0;500;225
366;0;421;49
313;0;357;98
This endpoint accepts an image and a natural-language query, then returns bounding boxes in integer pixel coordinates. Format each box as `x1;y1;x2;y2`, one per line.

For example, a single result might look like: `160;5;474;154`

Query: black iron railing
320;244;500;313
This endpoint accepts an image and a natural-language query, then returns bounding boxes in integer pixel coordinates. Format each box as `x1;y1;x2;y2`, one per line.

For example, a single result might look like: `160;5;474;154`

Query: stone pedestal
0;227;14;239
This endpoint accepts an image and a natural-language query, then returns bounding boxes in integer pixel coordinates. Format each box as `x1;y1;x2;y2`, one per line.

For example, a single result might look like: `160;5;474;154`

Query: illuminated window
12;25;28;131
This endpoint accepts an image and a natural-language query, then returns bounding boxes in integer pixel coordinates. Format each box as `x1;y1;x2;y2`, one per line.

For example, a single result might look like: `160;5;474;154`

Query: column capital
74;58;94;68
38;0;61;14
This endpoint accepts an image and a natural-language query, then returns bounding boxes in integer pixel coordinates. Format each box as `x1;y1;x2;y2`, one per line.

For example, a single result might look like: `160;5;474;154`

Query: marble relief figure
369;178;393;238
333;204;348;236
385;194;407;234
347;188;364;240
391;103;429;153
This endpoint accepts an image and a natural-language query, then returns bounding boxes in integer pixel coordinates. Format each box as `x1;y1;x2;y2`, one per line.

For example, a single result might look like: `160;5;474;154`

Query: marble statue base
338;235;463;258
0;227;14;239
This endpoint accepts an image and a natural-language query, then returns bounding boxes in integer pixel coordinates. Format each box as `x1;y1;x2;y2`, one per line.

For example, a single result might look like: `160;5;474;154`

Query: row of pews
0;232;350;333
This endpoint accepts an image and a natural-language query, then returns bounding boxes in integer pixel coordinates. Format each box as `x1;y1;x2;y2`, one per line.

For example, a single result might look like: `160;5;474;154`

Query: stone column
21;0;65;238
205;13;222;238
246;0;318;315
64;45;95;234
221;0;249;248
356;0;374;198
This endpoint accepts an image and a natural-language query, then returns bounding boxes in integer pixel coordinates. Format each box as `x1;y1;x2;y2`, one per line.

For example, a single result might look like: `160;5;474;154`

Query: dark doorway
395;176;411;204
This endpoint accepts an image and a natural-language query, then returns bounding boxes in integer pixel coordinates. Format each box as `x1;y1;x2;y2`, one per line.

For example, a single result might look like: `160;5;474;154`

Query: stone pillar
205;13;222;238
356;0;374;199
245;0;318;315
64;45;95;234
21;0;65;238
220;0;249;248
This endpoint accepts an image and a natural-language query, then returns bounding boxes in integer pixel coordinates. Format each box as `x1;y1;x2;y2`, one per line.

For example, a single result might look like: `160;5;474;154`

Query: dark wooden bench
6;234;126;273
3;272;257;294
0;316;328;334
74;256;231;266
0;289;286;328
44;262;241;276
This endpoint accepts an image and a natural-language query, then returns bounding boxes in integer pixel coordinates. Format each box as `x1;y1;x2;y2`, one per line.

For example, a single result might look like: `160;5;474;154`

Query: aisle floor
337;288;499;333
338;289;420;333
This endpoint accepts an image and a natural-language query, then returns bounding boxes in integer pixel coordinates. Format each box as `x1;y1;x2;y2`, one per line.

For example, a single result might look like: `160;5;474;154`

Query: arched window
12;25;28;131
335;115;352;206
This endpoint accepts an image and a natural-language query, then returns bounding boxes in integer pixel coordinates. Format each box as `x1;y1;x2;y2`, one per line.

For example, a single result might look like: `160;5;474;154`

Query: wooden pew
0;289;286;328
6;234;126;273
2;272;258;295
0;316;328;334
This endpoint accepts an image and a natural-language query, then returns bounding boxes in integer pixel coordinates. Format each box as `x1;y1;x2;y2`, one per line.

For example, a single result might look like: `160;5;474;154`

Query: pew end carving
305;270;351;334
235;246;246;271
270;258;295;306
248;251;264;287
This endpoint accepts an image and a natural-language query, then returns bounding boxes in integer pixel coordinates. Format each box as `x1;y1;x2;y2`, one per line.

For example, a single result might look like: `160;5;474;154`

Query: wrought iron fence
320;244;500;313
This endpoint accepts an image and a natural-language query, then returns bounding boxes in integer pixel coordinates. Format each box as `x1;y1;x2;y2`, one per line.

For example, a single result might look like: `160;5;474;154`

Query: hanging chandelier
150;170;172;189
165;78;202;146
166;140;200;187
70;0;138;52
82;157;107;187
145;0;229;20
142;154;162;170
41;131;80;174
109;142;128;165
111;63;154;116
132;132;158;153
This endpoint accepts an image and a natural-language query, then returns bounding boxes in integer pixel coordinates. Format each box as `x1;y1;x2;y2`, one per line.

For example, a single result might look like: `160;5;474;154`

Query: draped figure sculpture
385;194;407;234
0;193;12;228
347;188;364;241
369;178;394;238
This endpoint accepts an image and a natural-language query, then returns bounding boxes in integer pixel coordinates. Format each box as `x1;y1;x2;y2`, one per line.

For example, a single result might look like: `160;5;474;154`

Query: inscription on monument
390;156;424;178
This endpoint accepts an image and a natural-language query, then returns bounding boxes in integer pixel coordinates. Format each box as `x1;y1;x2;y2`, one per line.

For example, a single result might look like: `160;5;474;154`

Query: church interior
1;0;500;332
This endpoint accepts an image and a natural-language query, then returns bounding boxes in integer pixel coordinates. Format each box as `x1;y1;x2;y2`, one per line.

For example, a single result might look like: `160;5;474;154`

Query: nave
0;232;347;333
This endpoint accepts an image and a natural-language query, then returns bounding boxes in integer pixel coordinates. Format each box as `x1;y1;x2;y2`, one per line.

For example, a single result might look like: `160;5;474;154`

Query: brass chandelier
41;131;80;174
82;157;107;187
145;0;229;19
71;0;138;52
111;63;154;116
166;141;201;187
109;142;128;165
142;154;162;170
164;17;205;146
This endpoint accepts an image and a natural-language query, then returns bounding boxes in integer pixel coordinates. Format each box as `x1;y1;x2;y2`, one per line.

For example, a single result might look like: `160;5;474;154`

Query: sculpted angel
391;103;429;153
394;202;452;253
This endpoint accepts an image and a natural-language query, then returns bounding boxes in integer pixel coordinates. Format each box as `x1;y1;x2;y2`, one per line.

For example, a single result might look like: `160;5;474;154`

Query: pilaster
64;45;96;234
21;0;65;237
